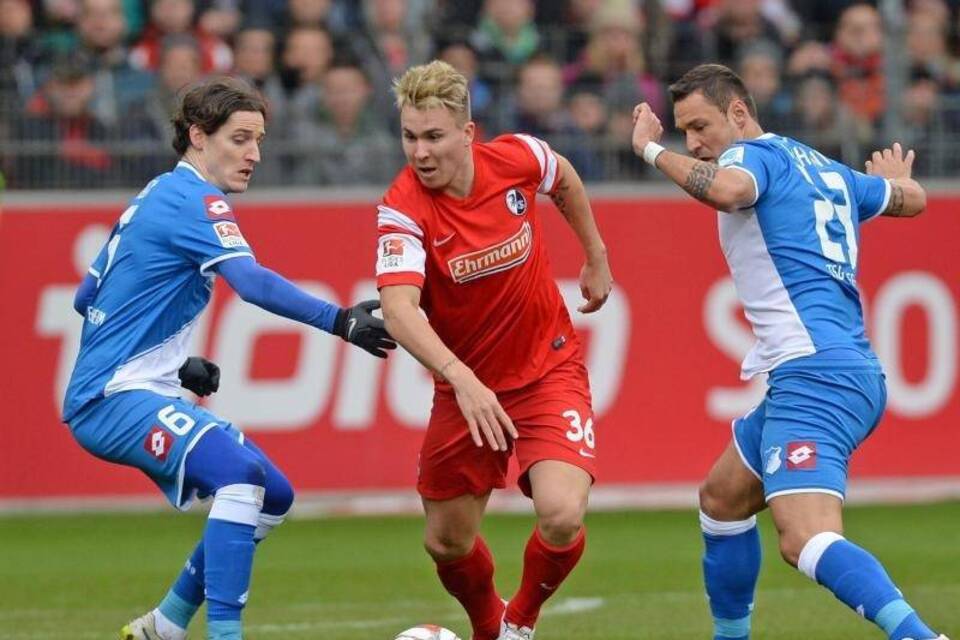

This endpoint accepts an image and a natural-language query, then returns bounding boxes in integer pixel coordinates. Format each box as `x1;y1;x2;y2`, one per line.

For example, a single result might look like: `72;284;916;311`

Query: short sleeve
171;191;255;274
509;134;560;194
376;203;427;289
848;170;891;222
87;226;116;281
718;143;776;207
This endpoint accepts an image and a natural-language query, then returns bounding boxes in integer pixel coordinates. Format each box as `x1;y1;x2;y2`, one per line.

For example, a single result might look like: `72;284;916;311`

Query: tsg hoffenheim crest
505;188;527;215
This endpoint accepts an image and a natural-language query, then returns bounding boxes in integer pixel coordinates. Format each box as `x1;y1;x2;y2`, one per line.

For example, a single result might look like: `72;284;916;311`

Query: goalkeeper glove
334;299;397;358
178;356;220;396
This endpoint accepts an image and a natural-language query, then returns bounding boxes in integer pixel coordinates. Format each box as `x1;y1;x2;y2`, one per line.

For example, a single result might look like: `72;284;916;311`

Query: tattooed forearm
886;184;905;216
683;161;718;201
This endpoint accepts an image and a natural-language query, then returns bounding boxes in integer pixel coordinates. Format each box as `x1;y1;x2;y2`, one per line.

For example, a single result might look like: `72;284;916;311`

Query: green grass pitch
1;502;957;639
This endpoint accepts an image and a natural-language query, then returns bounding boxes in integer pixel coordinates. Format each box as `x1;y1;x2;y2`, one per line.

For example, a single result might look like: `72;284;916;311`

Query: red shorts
417;354;597;500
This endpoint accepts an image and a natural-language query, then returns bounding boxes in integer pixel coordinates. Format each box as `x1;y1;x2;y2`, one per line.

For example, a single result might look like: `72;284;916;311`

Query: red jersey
376;134;581;392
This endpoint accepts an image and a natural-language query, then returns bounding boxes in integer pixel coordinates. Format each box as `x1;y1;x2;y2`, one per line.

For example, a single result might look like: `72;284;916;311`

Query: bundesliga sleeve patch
376;233;426;276
213;221;249;248
204;195;236;221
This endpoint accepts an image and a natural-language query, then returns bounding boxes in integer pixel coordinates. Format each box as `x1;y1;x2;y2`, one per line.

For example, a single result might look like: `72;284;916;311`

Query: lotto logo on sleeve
144;426;174;461
213;222;249;248
786;441;817;470
204;196;235;221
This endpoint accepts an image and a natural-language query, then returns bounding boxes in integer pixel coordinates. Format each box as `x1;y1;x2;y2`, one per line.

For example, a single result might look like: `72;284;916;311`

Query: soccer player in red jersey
377;60;614;640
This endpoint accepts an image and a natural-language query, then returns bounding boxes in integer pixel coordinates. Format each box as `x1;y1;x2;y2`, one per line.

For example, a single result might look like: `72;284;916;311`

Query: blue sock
701;512;761;640
208;619;243;640
204;518;256;628
800;533;938;640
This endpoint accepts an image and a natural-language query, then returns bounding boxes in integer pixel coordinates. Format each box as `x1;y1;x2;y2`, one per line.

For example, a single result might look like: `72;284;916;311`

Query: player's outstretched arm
380;284;518;451
630;102;757;211
549;154;613;313
865;142;927;218
215;256;396;358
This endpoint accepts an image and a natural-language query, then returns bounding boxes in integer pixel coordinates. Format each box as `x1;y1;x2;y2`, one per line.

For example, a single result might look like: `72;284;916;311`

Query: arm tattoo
683;161;718;201
886;184;905;216
550;182;571;216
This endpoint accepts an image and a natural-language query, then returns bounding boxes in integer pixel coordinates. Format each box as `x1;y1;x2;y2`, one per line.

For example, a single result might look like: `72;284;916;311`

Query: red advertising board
1;196;958;499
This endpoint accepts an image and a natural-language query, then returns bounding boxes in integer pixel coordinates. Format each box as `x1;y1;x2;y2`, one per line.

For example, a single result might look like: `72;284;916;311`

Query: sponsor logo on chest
448;221;532;284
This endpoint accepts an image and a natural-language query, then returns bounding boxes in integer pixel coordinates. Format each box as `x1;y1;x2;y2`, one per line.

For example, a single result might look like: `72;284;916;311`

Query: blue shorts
733;357;886;501
69;390;243;509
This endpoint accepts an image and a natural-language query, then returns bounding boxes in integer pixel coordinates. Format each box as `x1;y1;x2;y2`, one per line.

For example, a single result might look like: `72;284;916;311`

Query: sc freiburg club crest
506;188;527;215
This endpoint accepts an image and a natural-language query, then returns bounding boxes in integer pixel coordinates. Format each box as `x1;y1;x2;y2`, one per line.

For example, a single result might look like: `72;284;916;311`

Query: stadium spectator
470;0;542;87
736;39;791;132
9;54;114;188
351;0;434;125
697;0;787;68
278;25;332;135
232;24;284;111
831;3;885;130
74;0;154;127
288;62;399;185
566;80;609;180
129;0;233;73
787;71;864;161
438;40;495;132
906;9;960;91
0;0;43;113
563;1;666;120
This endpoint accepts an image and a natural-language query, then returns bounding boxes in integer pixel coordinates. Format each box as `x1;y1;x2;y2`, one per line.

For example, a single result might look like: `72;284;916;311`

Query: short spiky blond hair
393;60;471;124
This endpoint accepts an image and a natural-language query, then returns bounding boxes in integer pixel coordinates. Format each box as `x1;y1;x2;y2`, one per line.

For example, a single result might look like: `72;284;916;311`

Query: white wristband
643;141;665;167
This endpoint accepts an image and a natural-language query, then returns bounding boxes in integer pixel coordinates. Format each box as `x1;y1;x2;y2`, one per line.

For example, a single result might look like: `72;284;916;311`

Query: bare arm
380;284;517;450
549;155;613;312
865;143;926;218
630;102;756;211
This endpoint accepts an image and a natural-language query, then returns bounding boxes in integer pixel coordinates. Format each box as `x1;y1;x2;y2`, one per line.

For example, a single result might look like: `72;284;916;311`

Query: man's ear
463;121;476;146
188;124;205;151
730;99;750;128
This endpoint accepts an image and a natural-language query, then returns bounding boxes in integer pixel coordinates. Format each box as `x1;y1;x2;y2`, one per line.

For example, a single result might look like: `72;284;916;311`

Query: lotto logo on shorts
144;426;174;461
204;195;235;221
786;441;817;470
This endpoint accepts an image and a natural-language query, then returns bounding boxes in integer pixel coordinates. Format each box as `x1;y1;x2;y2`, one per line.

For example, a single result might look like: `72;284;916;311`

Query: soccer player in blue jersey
64;77;395;640
631;64;948;640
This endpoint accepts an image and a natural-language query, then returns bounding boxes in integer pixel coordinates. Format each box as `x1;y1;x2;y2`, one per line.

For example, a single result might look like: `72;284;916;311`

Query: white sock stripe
699;511;757;536
253;511;287;541
209;483;264;527
797;531;845;581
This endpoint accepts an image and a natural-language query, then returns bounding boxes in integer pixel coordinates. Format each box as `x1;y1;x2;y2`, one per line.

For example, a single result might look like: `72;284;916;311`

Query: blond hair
392;60;471;123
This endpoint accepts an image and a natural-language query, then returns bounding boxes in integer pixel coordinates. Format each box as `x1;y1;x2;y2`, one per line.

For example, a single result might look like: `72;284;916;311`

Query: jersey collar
176;160;207;182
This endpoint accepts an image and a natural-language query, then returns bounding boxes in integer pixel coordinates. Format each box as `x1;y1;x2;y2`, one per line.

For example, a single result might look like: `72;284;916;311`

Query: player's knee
423;529;476;562
777;531;808;568
262;471;295;516
537;503;585;546
699;480;751;521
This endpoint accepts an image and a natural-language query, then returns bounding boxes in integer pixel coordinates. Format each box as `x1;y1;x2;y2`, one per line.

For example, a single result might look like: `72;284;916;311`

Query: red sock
506;527;586;629
435;537;504;640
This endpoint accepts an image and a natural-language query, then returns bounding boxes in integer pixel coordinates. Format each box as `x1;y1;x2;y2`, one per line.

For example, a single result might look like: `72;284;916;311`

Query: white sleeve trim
726;165;760;208
377;205;424;238
200;251;254;275
864;178;892;221
88;267;101;277
515;133;559;193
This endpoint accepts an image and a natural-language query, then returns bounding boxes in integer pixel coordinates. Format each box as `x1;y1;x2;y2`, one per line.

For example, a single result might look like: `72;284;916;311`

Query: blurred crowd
2;0;960;189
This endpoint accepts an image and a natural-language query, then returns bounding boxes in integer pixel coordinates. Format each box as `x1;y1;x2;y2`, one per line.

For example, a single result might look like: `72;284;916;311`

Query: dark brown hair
668;63;757;119
171;76;267;156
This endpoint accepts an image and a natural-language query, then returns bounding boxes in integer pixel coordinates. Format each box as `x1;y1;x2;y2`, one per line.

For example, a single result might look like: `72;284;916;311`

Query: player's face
673;91;742;163
400;105;475;192
194;110;265;193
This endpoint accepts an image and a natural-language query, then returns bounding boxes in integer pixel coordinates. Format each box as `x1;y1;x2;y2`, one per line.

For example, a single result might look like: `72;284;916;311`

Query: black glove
178;356;220;396
334;299;397;358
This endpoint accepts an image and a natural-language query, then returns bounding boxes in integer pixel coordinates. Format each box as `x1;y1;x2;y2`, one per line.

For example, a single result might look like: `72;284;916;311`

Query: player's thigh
510;357;597;498
69;390;229;507
759;369;885;503
418;390;510;501
235;435;295;515
700;439;766;521
422;492;491;560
